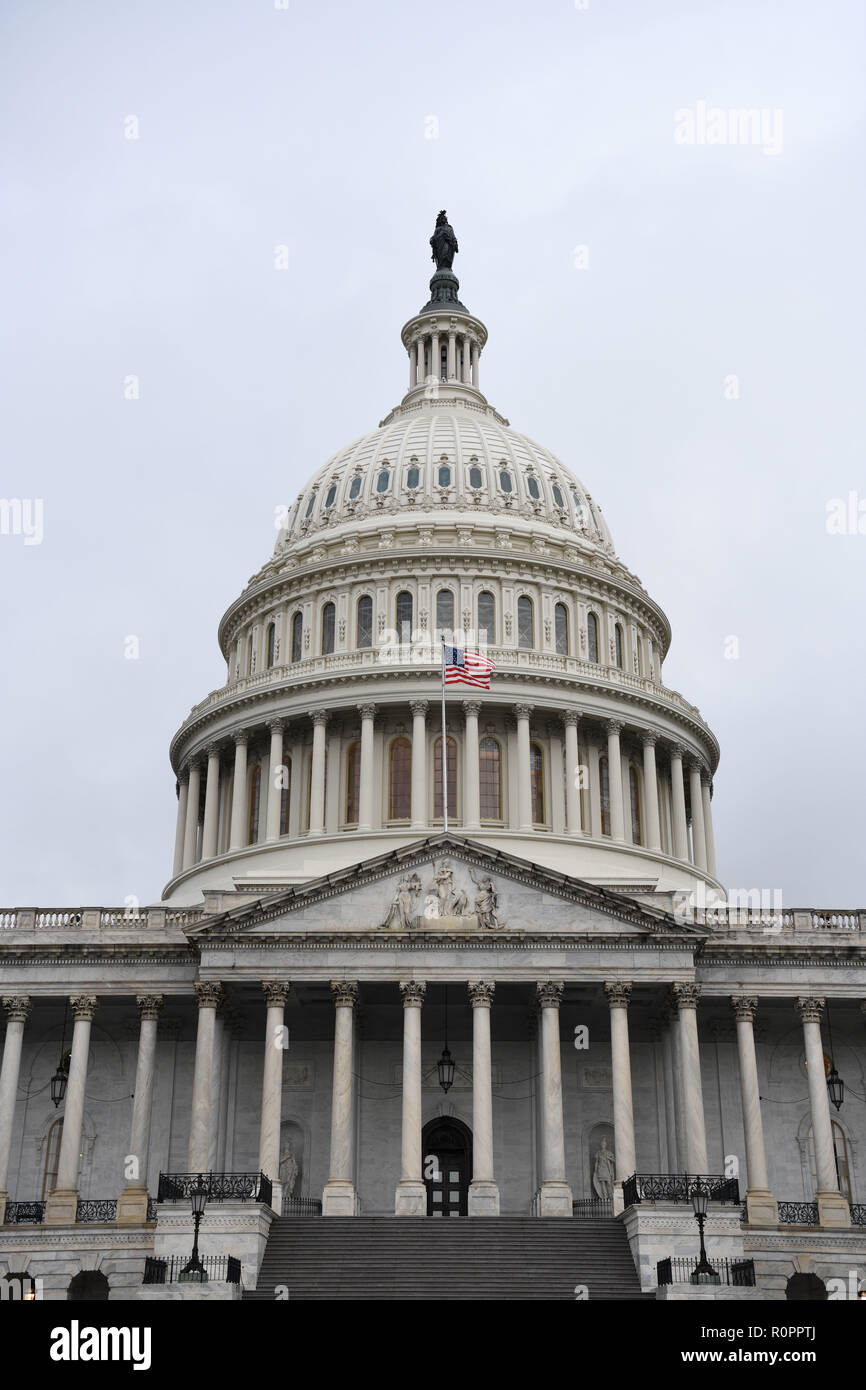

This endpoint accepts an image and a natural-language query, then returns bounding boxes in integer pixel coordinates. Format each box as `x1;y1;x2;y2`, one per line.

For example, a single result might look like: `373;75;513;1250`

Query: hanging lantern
437;1044;455;1094
827;1063;844;1112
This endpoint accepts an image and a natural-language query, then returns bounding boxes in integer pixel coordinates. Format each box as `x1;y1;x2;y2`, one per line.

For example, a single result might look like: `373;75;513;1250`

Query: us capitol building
1;215;863;1301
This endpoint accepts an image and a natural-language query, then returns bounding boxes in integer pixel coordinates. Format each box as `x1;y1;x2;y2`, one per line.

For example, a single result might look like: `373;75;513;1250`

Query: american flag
443;643;496;689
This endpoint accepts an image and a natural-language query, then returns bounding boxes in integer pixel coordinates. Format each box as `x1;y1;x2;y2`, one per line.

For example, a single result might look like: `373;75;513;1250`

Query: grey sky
1;0;864;906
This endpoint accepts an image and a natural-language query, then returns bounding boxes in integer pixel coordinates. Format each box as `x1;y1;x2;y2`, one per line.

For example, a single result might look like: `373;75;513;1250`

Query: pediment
185;835;706;943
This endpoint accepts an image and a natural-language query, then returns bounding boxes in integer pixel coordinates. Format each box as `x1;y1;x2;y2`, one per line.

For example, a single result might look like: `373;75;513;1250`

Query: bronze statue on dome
430;210;458;270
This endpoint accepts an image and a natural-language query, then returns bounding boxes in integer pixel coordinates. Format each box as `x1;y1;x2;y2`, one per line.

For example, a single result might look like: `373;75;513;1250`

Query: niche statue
592;1136;615;1201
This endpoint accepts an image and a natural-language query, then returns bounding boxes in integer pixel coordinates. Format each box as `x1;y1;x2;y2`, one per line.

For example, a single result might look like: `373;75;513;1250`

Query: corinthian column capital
331;981;360;1008
2;996;32;1022
796;997;825;1024
731;996;758;1023
262;981;291;1008
194;981;224;1010
604;981;632;1010
536;981;564;1009
136;995;164;1021
71;995;98;1021
468;981;495;1008
399;981;426;1008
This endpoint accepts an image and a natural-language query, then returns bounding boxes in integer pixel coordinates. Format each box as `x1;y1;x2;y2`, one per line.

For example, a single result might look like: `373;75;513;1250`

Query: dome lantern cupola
398;210;489;409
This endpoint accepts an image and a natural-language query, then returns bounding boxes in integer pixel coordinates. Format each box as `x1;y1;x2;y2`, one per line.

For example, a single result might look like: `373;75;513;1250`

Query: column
462;334;471;384
182;759;202;869
258;982;290;1213
671;984;708;1173
323;981;359;1215
471;341;479;388
415;337;424;387
117;995;163;1225
229;731;249;850
797;998;850;1227
514;704;533;830
0;996;31;1223
357;704;376;831
564;712;582;835
447;330;456;379
667;1003;688;1173
430;330;440;381
201;745;222;860
45;995;97;1224
669;746;689;861
410;700;428;829
606;721;626;841
660;1012;679;1171
689;762;708;870
701;776;717;877
463;701;481;831
642;733;662;852
308;709;328;836
468;982;499;1214
187;982;223;1172
535;982;573;1215
604;982;636;1212
265;720;285;841
172;774;188;877
731;998;778;1225
395;981;427;1215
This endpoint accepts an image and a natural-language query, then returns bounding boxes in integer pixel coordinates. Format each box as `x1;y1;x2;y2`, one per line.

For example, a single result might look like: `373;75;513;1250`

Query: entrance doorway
422;1118;472;1217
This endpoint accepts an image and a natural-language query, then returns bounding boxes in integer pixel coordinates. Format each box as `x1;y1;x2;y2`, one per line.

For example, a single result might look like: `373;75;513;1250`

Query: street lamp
690;1180;720;1284
179;1176;209;1281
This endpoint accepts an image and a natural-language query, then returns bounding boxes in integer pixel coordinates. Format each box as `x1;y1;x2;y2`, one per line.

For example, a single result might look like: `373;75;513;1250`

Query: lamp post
180;1175;209;1281
689;1180;719;1284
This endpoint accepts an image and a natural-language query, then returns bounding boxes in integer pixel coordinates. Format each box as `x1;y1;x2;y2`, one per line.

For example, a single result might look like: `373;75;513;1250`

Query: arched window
552;483;564;509
324;483;337;509
247;764;261;845
517;596;534;649
615;623;624;669
396;590;413;642
321;602;335;656
499;469;513;494
357;595;373;649
479;737;502;820
291;612;303;664
265;622;276;669
477;591;495;645
554;602;569;656
42;1116;64;1198
436;589;454;639
440;341;448;380
527;475;541;500
279;759;291;836
305;494;316;518
345;742;361;824
629;766;642;844
587;611;599;664
388;737;412;819
433;736;457;820
529;742;545;824
348;475;362;500
599;756;611;836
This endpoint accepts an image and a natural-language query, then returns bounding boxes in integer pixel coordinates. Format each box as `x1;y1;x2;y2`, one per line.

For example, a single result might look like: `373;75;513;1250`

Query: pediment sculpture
381;858;504;930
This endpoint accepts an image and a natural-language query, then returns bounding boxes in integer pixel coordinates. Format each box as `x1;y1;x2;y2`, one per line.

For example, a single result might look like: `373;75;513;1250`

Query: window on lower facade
517;596;533;649
321;602;335;656
629;765;642;844
554;602;569;655
479;737;501;819
530;742;545;824
345;741;360;824
389;737;412;819
433;736;457;819
248;764;261;845
600;755;611;836
291;612;303;664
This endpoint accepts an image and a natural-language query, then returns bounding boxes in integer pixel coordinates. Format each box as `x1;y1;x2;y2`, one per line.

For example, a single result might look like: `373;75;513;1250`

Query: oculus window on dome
407;465;420;489
468;465;483;489
348;475;362;500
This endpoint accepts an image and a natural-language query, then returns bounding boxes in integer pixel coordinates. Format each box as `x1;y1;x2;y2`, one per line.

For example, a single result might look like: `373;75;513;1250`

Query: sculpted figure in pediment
382;872;422;929
428;859;468;917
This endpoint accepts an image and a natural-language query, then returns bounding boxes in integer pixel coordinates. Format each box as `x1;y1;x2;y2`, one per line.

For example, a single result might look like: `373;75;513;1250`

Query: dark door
422;1119;472;1217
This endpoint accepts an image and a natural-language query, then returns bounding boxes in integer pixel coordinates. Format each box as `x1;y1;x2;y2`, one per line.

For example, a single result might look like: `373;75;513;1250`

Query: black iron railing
281;1196;322;1216
3;1201;44;1225
76;1199;117;1223
142;1254;242;1285
657;1256;756;1287
146;1197;158;1222
850;1205;866;1226
156;1171;272;1206
572;1198;613;1218
777;1200;819;1226
623;1174;740;1208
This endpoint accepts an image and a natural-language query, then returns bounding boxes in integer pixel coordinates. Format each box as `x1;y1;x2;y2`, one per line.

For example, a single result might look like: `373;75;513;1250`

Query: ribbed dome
274;402;615;559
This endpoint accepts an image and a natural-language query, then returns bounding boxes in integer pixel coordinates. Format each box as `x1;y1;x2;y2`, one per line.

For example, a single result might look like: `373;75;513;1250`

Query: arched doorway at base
786;1273;827;1301
422;1117;472;1217
67;1270;110;1301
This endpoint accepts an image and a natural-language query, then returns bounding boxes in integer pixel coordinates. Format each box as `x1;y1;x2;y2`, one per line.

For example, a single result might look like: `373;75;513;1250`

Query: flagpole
441;640;448;833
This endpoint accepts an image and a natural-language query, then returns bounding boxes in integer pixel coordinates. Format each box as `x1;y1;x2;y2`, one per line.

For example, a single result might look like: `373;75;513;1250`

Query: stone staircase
244;1216;648;1300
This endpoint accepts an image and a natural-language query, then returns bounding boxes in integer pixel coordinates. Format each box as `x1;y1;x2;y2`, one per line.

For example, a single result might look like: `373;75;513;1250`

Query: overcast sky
1;0;864;907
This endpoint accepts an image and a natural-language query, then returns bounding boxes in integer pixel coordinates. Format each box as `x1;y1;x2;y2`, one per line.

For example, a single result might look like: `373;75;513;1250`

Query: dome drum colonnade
169;702;718;891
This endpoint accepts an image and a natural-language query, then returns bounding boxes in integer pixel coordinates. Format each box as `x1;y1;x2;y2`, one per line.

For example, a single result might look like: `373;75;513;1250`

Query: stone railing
178;646;708;729
695;908;864;933
0;906;204;931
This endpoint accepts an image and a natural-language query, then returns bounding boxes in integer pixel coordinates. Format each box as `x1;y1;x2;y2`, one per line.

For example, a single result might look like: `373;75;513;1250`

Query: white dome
275;403;615;558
